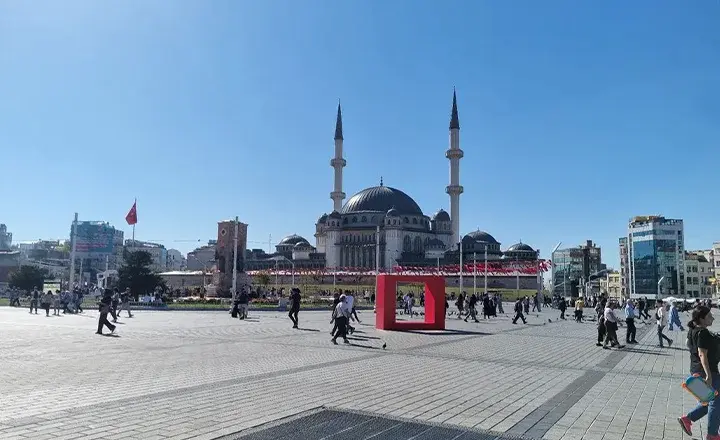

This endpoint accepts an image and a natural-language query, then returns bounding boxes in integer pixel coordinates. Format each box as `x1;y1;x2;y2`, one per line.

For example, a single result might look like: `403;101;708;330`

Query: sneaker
596;343;602;347
331;339;337;345
677;416;692;436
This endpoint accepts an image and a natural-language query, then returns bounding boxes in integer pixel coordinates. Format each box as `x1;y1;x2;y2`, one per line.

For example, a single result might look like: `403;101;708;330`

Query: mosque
243;91;541;278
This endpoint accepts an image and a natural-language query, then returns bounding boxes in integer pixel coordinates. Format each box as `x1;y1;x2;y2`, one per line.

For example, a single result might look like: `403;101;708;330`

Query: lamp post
483;245;488;296
473;252;477;296
550;242;562;296
459;239;463;293
657;276;666;300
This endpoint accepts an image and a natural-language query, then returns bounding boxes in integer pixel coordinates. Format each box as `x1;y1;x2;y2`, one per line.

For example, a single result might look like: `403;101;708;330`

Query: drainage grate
214;408;533;440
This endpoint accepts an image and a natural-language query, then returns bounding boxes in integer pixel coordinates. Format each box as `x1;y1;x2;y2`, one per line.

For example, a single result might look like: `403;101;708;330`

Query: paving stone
0;306;704;439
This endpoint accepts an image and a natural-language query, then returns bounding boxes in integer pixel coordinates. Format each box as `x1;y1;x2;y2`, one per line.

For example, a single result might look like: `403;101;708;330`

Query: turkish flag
125;201;138;225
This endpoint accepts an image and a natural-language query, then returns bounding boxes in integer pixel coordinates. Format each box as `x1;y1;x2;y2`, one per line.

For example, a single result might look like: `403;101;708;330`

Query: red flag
125;201;138;225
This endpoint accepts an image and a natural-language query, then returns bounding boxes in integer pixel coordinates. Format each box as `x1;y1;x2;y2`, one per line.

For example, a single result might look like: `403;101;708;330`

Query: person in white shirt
602;302;624;349
656;299;673;348
331;295;350;345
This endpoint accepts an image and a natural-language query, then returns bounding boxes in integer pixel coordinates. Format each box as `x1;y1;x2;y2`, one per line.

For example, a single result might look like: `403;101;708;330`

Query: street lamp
550;242;562;296
657;276;666;300
584;269;610;297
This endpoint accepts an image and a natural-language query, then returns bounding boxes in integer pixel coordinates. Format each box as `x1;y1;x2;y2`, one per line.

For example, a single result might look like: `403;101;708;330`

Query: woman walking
678;306;720;439
41;290;53;317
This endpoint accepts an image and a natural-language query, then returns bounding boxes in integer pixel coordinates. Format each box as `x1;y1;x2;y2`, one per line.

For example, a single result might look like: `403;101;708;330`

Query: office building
552;240;603;297
626;216;684;299
685;251;713;298
125;240;167;272
0;224;12;251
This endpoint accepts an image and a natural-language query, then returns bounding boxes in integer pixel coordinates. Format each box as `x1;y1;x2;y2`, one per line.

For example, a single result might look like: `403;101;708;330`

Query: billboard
73;222;116;255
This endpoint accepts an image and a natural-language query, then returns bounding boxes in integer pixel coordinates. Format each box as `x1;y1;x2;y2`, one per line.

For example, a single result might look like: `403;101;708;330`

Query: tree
118;251;166;299
256;272;270;287
9;265;51;292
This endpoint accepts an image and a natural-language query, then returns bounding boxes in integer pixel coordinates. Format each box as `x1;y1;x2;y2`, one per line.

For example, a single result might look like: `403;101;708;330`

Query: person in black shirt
678;306;720;439
512;298;527;324
96;289;117;335
288;287;301;328
29;288;39;314
463;294;479;323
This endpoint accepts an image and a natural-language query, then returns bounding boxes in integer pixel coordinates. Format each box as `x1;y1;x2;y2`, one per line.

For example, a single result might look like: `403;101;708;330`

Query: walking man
96;289;116;335
669;300;685;331
288;287;301;329
625;299;638;344
558;297;567;320
331;294;350;345
512;298;527;324
29;287;39;314
656;299;673;348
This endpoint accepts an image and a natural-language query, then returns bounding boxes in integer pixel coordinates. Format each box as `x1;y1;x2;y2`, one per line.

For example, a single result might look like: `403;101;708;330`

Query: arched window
343;217;348;225
361;216;367;222
413;236;423;253
403;236;412;252
404;217;409;224
352;217;358;223
412;218;418;224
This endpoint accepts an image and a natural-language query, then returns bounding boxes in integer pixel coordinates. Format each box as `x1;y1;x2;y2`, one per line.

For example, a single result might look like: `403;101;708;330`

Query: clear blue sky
2;1;719;269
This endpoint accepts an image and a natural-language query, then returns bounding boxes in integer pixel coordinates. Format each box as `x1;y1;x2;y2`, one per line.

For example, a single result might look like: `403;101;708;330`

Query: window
404;217;409;224
361;216;367;222
412;218;418;224
352;217;358;223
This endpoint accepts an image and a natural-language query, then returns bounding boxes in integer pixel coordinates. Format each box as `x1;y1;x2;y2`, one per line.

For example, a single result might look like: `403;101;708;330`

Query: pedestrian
669;301;685;331
596;313;606;347
512;298;527;324
288;287;301;328
331;294;350;345
455;292;465;319
118;288;133;318
41;290;53;317
656;300;673;348
558;297;567;320
96;289;116;335
53;290;61;316
574;297;585;323
464;293;479;323
237;289;249;319
523;296;530;314
29;288;39;314
111;288;120;322
625;299;638;344
678;306;720;439
602;302;624;349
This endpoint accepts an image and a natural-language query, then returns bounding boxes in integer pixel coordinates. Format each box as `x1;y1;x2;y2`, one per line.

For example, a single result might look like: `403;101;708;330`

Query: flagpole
484;246;488;296
232;216;239;299
69;213;78;291
473;252;477;296
459;239;463;294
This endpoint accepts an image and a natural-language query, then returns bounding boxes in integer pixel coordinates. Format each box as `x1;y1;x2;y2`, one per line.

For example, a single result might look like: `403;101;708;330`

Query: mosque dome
465;230;499;244
432;209;451;222
317;213;328;224
340;186;423;215
506;243;534;252
278;234;309;246
294;241;312;249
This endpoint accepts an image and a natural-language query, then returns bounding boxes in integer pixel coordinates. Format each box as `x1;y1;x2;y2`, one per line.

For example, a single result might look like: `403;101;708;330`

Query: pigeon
382;343;387;350
548;319;552;323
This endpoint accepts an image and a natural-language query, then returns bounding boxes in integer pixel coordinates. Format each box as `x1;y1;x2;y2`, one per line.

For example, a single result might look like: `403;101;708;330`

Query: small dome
432;209;450;222
506;242;534;252
317;213;328;224
328;211;342;219
386;207;400;217
427;238;445;248
465;230;499;244
294;242;312;249
278;234;309;246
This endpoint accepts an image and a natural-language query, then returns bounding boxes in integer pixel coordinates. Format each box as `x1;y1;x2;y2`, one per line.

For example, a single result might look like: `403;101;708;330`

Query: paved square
0;305;705;439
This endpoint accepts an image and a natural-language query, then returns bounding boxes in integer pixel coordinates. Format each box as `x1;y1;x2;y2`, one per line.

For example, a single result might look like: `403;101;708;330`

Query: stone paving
0;305;708;440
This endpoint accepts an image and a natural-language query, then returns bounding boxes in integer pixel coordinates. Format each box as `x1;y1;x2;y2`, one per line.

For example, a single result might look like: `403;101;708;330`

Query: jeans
512;311;526;324
626;318;636;342
29;300;37;313
97;311;116;334
657;325;672;346
687;374;720;436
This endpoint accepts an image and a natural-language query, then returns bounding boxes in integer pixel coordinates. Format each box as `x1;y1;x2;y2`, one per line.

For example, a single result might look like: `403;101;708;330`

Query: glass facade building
552;240;603;297
628;216;684;299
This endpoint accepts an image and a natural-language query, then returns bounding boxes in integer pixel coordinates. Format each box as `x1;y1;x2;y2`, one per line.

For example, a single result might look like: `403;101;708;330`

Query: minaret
445;89;464;245
330;101;346;211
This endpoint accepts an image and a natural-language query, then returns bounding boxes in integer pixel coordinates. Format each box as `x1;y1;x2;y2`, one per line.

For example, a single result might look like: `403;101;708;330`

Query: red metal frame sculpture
375;274;445;331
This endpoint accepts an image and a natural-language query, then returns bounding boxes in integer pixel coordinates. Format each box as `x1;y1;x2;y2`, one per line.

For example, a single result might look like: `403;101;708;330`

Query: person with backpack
678;306;720;439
